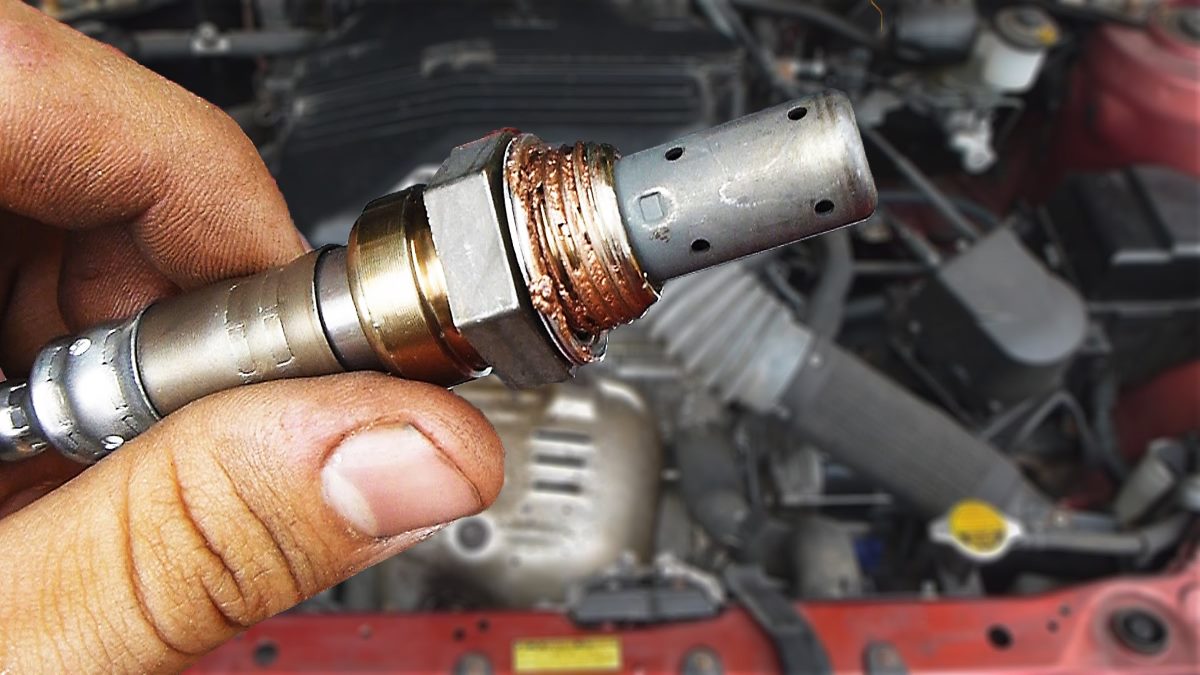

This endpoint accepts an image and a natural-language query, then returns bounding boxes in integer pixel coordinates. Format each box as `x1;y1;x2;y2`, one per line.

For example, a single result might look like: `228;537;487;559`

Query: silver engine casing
355;377;662;610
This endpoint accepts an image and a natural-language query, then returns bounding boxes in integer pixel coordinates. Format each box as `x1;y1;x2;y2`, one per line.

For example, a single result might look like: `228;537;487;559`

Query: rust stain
505;138;657;360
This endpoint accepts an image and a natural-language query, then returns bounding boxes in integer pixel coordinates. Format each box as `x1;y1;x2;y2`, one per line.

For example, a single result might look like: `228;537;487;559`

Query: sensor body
0;92;876;464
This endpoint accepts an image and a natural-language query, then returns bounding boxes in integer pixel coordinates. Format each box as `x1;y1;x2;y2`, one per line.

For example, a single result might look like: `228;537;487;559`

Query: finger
0;451;82;518
0;2;306;287
57;225;178;329
0;226;67;372
0;219;80;499
0;372;504;672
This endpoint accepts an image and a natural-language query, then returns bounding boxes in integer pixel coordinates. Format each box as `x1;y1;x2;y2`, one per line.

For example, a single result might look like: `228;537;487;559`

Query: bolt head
455;517;491;552
423;131;572;387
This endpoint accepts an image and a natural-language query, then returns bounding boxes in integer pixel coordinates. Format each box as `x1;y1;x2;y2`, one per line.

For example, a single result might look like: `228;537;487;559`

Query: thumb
0;372;504;673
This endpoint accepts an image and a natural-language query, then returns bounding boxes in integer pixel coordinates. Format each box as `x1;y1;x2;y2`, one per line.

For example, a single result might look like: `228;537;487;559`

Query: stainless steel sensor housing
0;92;877;464
2;319;159;463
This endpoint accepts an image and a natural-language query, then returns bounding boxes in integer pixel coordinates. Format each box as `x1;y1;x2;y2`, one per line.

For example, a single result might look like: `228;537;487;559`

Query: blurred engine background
36;0;1200;670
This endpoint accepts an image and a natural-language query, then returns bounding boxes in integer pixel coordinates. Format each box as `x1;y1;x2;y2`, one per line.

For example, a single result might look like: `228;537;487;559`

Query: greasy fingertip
181;372;507;523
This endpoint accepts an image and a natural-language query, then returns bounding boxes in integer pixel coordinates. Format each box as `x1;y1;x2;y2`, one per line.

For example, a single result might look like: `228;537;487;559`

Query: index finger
0;1;305;287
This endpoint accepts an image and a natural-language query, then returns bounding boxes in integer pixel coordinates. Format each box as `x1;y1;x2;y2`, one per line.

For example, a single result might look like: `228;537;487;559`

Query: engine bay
41;0;1200;670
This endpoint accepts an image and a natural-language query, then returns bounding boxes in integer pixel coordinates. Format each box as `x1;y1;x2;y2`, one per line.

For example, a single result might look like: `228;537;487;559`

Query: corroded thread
504;135;658;364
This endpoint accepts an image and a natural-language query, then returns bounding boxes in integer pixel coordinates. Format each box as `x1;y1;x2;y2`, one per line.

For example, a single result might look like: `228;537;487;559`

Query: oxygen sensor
0;92;876;464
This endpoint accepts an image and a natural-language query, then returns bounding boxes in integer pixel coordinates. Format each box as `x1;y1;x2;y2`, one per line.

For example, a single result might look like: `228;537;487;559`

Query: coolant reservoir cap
994;6;1061;51
930;499;1025;562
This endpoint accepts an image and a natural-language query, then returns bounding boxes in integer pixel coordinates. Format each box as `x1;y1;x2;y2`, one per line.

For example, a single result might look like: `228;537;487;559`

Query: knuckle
120;446;307;652
193;100;260;166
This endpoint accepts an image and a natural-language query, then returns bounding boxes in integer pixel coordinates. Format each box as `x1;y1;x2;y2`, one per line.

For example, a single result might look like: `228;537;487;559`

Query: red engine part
1055;0;1200;178
192;553;1200;674
1116;359;1200;462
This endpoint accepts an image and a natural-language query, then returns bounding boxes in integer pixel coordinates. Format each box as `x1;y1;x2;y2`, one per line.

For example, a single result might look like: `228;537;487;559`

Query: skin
0;2;505;671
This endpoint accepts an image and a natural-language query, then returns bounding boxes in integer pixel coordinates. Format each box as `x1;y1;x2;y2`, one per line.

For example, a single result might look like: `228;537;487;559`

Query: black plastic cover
270;0;743;244
906;228;1088;408
1047;166;1200;300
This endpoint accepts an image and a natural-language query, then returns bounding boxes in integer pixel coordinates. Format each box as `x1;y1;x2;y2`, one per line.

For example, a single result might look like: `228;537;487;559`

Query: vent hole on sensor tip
788;106;808;120
691;239;711;253
815;199;835;215
665;147;684;161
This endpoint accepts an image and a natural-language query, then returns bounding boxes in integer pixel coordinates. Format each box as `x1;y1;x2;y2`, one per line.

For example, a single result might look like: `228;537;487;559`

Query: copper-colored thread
505;136;657;362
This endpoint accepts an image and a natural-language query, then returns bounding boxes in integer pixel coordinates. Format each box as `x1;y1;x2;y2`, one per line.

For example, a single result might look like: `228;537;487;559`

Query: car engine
40;0;1200;670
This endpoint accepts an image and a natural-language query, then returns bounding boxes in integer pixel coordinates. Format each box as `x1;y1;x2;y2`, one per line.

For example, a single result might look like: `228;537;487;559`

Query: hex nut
423;131;573;387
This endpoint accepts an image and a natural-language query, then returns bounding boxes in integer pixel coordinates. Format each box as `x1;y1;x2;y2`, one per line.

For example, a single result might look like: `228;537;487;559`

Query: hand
0;3;504;671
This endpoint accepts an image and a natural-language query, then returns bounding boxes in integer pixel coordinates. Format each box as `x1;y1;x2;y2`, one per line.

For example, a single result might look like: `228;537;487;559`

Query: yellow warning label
513;636;622;673
948;499;1009;555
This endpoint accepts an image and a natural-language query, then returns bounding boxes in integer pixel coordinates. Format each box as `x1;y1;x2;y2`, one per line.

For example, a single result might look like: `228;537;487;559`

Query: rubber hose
729;0;898;55
863;128;982;241
675;429;791;571
781;336;1053;519
806;229;853;338
675;429;750;549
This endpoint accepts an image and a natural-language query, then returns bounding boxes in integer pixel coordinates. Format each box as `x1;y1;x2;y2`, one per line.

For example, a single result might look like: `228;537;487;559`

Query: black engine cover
1047;165;1200;301
904;229;1088;410
270;0;743;244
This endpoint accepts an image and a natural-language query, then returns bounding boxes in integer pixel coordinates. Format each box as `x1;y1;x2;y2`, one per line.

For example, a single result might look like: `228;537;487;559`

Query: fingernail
322;425;482;537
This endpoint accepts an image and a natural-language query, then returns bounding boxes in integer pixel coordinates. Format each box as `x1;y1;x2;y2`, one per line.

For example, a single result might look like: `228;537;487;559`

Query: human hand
0;3;504;671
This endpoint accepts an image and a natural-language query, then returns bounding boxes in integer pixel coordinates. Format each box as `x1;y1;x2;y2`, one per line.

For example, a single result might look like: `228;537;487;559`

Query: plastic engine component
782;333;1053;519
1047;165;1200;301
905;228;1087;410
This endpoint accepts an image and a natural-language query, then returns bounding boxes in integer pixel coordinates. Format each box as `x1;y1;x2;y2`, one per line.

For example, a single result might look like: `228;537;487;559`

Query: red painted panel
193;556;1199;674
